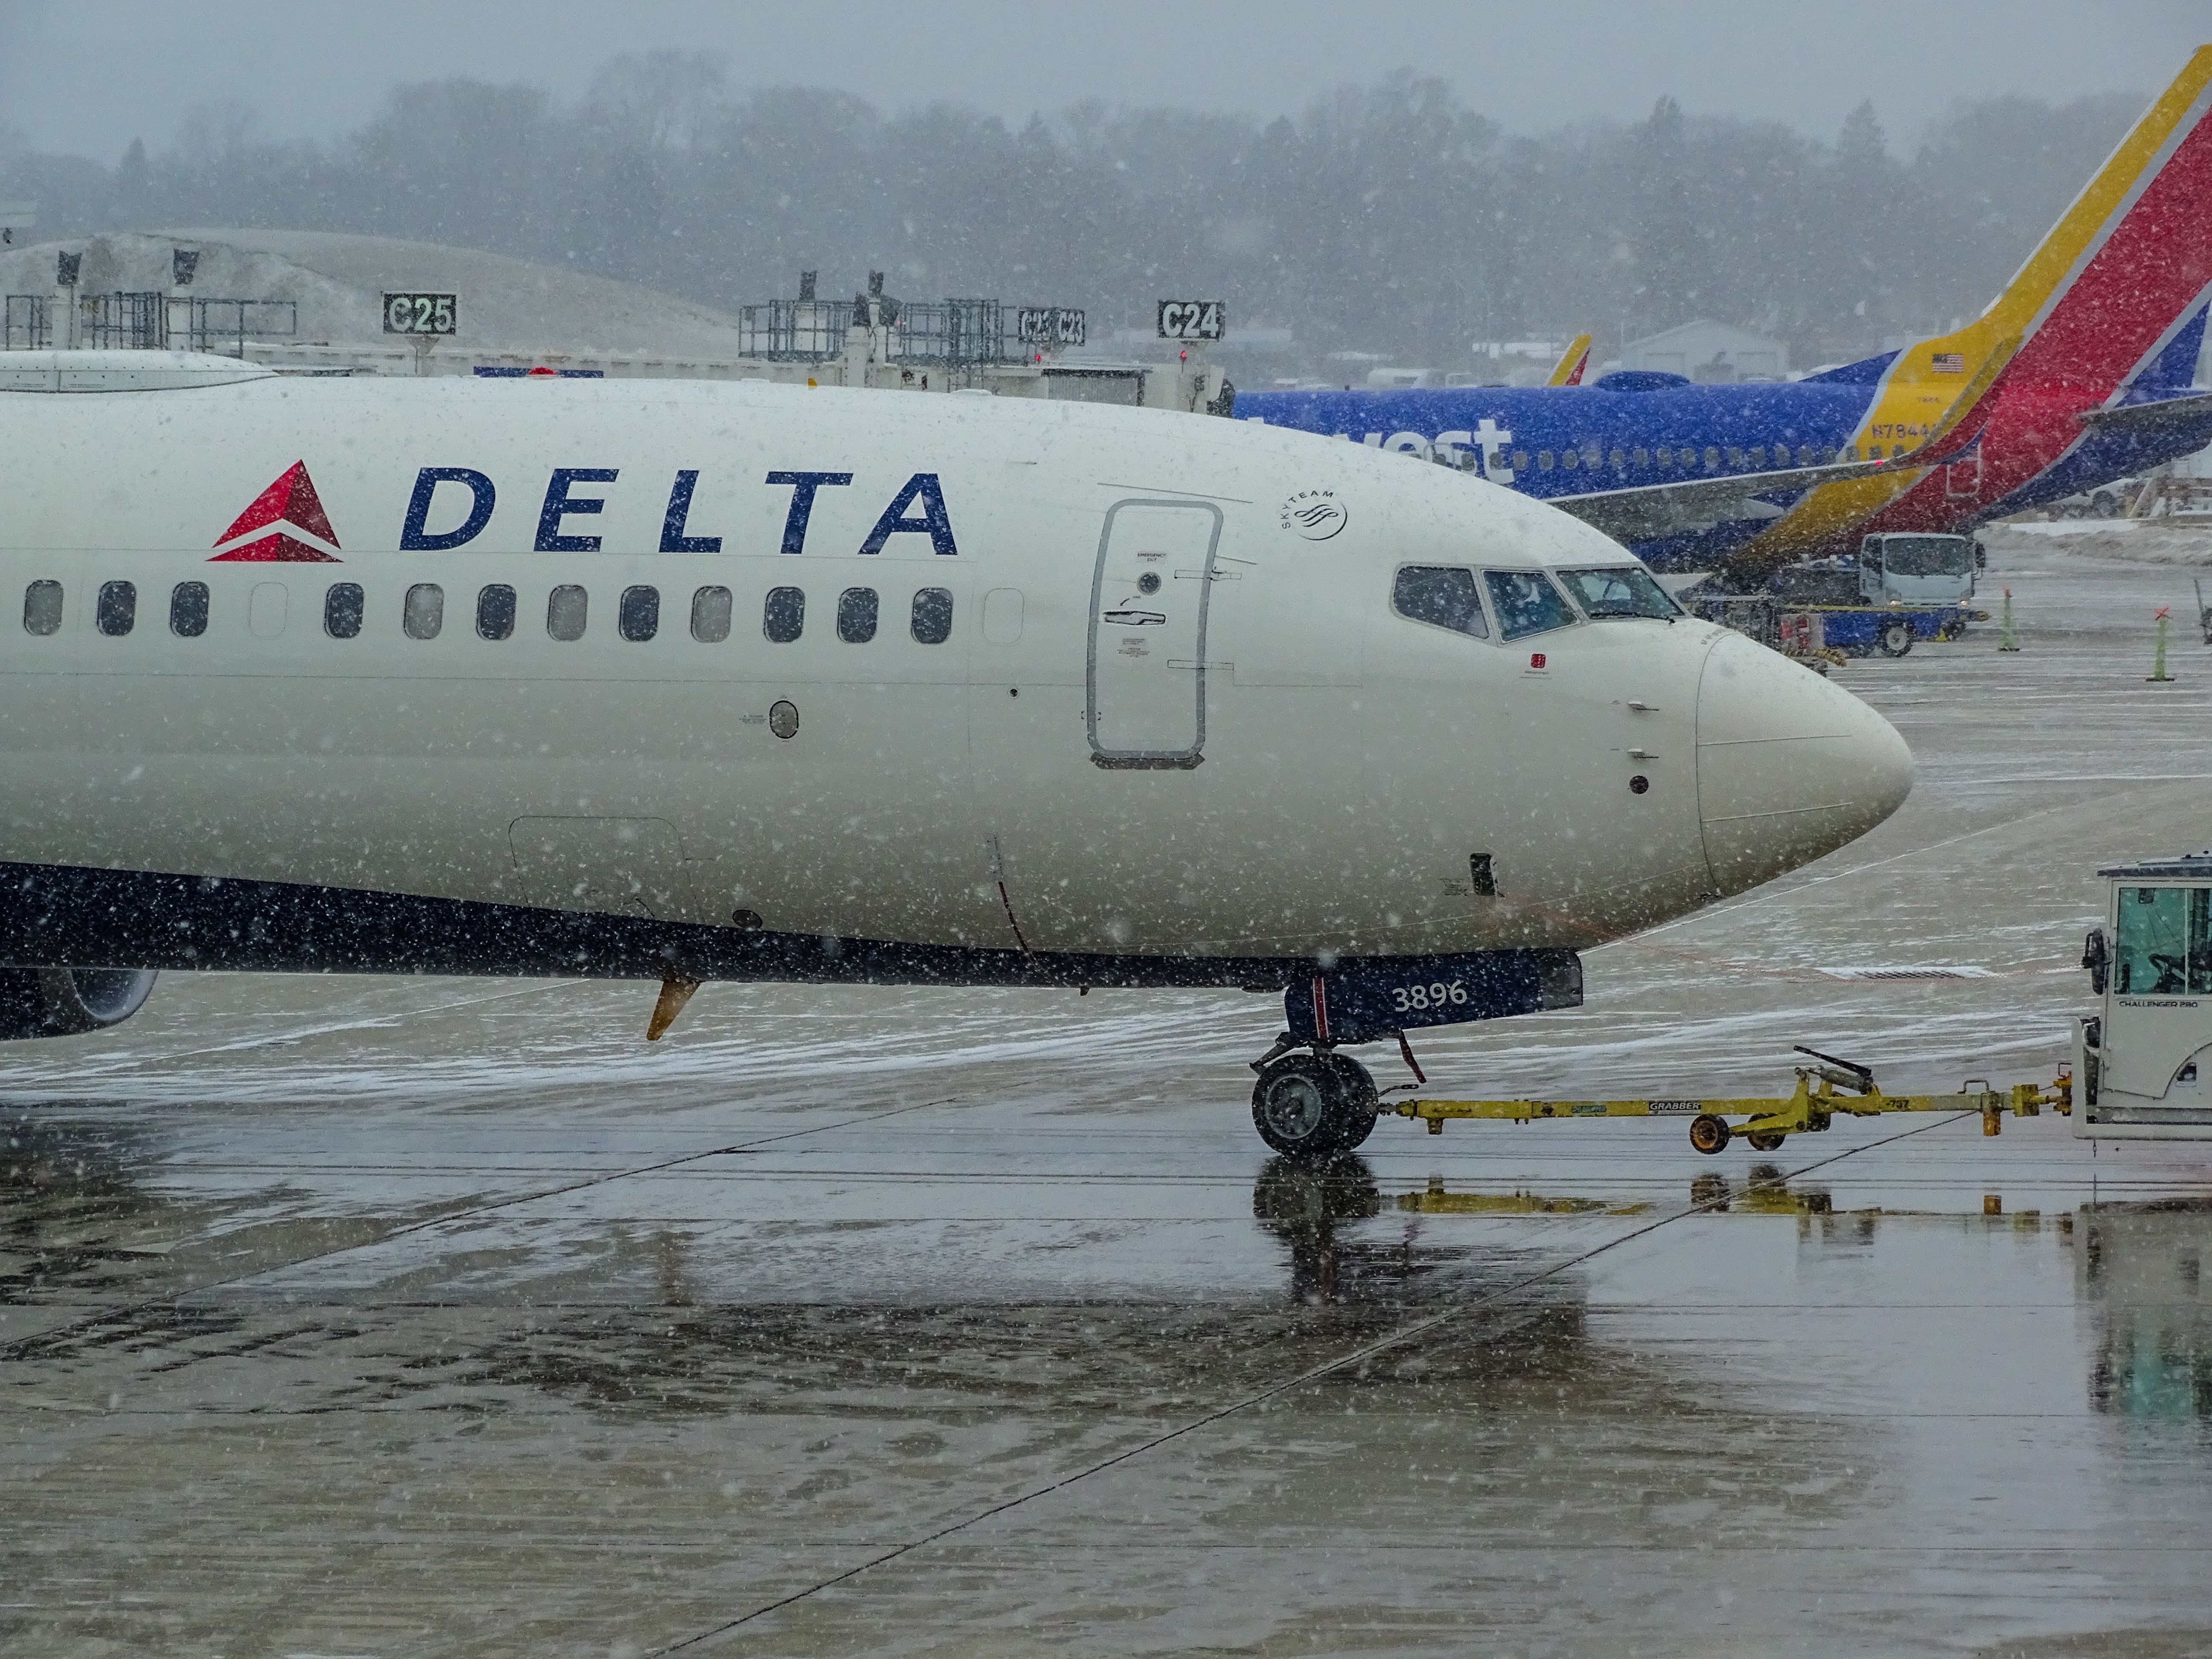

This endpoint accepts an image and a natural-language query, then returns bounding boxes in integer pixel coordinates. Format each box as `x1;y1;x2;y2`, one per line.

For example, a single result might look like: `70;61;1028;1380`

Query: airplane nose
1695;632;1913;896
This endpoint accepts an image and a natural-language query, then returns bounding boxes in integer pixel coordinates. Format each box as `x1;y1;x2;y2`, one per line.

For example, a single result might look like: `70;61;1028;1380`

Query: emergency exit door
1086;498;1222;768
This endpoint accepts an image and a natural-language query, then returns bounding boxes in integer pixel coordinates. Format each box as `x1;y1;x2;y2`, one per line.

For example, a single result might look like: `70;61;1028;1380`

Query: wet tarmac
6;545;2212;1656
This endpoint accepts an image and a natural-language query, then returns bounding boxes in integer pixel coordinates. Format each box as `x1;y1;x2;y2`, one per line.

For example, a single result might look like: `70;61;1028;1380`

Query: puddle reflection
2082;1199;2212;1421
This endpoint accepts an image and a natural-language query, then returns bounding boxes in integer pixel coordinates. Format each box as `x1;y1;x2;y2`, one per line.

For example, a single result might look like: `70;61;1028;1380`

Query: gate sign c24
1157;300;1225;341
383;292;458;336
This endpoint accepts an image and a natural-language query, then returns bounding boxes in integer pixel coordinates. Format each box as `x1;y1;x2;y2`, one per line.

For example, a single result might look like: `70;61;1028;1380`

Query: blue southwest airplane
1237;48;2212;574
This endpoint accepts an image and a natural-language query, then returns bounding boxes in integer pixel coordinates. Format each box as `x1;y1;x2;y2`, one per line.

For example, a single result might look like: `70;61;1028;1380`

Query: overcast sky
2;0;2206;160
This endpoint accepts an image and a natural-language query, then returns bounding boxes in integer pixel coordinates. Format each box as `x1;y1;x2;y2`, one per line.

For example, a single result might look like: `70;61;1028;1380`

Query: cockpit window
1391;566;1489;638
1482;569;1578;640
1557;565;1681;620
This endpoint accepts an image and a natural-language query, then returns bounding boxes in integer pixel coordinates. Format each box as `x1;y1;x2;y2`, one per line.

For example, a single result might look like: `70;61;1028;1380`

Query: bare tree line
0;51;2145;369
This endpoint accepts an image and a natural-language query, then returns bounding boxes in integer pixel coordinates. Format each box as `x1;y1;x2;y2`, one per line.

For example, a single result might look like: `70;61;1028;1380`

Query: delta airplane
0;351;1911;1155
1238;48;2212;574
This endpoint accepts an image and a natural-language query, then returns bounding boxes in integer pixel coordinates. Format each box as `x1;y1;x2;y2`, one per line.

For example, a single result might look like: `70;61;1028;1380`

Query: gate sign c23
1157;300;1225;341
384;292;458;336
1016;307;1086;347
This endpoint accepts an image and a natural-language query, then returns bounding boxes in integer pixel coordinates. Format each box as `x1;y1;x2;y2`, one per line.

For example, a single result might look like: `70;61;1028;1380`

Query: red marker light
1530;652;1546;669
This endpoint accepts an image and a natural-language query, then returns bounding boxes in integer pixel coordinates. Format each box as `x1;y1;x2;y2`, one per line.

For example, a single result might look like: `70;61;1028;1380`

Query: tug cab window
1556;566;1680;620
2115;886;2212;996
96;580;136;636
1482;569;1578;640
1391;566;1488;637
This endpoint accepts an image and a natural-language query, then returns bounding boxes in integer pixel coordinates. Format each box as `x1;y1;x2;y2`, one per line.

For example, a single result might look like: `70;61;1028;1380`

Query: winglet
1547;334;1592;387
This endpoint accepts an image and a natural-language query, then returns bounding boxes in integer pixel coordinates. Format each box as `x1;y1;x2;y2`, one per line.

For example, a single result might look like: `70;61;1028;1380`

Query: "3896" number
1391;980;1469;1014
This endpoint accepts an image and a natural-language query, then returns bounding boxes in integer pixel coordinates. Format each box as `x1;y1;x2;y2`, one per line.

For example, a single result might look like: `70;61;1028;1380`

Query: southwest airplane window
1557;566;1680;620
764;586;804;643
547;585;587;641
170;581;208;637
837;587;878;643
23;581;62;636
404;583;444;640
911;587;953;645
1483;569;1578;640
1391;566;1488;638
96;580;135;637
619;585;660;643
691;586;733;643
324;582;364;640
477;585;516;640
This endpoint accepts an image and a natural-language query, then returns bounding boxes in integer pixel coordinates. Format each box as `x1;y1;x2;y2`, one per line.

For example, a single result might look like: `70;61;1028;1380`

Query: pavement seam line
650;1109;1978;1652
0;1094;964;1361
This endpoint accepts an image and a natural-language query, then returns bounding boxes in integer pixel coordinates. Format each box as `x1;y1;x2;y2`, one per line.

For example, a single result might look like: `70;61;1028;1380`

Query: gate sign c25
1157;300;1225;341
384;292;458;335
1016;307;1086;347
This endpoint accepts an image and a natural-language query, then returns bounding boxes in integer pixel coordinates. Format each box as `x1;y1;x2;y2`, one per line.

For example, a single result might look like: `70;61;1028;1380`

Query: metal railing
180;297;296;357
69;292;297;354
736;293;1071;377
3;294;50;349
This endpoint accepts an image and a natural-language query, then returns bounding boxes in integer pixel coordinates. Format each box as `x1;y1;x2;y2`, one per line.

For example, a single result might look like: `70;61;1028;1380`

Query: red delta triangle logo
209;462;341;562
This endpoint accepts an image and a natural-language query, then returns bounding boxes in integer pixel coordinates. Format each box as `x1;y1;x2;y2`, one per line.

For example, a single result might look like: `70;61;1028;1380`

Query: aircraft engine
0;967;159;1039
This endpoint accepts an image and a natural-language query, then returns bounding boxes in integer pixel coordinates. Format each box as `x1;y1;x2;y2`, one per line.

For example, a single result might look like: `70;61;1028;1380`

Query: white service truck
2078;853;2212;1137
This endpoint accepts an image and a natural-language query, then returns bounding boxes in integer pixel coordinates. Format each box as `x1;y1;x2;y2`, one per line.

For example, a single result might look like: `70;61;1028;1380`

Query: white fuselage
0;361;1912;975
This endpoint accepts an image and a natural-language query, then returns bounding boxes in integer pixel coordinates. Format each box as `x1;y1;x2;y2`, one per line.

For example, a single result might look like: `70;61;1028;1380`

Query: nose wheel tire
1689;1113;1732;1155
1877;621;1915;657
1252;1051;1380;1158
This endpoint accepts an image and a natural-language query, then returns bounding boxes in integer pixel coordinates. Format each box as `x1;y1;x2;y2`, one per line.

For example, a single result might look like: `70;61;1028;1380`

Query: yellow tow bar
1394;1051;2071;1155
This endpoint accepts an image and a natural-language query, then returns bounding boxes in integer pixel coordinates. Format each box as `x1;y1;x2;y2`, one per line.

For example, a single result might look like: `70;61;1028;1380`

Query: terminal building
0;228;1226;410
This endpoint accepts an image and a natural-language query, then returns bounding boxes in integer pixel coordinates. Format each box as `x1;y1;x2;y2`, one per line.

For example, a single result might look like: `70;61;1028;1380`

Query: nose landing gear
1251;1044;1381;1157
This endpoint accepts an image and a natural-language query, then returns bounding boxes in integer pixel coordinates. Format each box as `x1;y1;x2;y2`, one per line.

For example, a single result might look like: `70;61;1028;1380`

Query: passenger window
1798;445;1814;466
1537;451;1554;471
837;586;879;643
477;584;516;640
547;585;588;641
96;580;135;636
764;585;804;643
404;583;444;639
1726;447;1744;468
911;586;954;644
1845;445;1859;461
1482;569;1578;640
1560;449;1578;470
1609;448;1625;469
1703;447;1720;469
1632;448;1649;467
1655;447;1672;467
170;581;208;637
1749;447;1766;468
691;585;733;643
619;585;660;643
1510;450;1528;469
323;582;364;639
1392;565;1488;638
23;580;62;636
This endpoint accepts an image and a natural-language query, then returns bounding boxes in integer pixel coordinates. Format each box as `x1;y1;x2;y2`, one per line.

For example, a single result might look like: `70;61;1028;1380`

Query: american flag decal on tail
1931;352;1965;373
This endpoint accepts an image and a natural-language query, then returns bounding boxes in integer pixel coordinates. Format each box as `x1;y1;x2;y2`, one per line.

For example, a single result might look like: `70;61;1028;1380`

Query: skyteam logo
210;461;342;562
1280;488;1347;541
